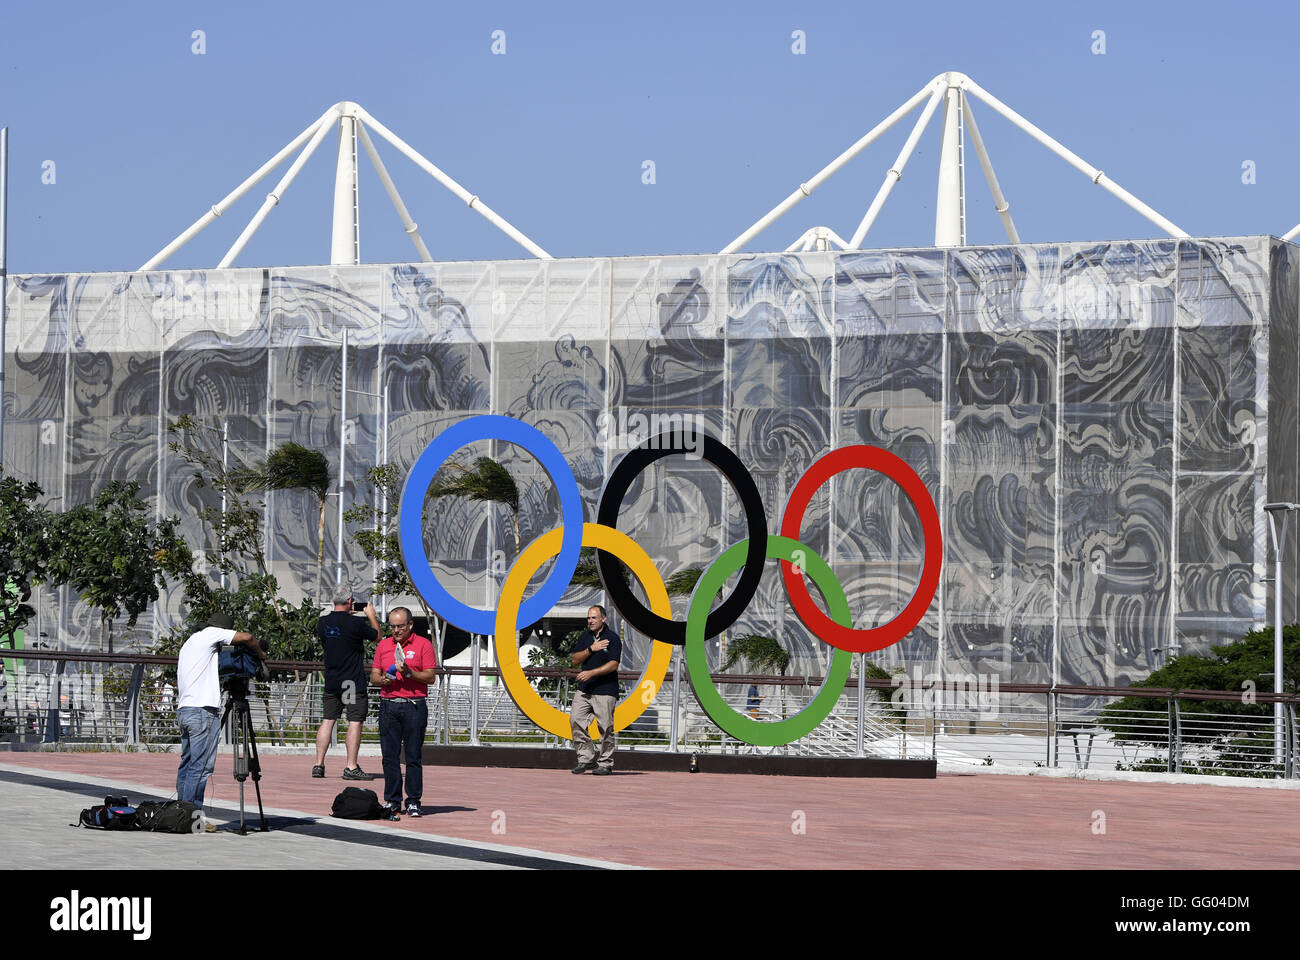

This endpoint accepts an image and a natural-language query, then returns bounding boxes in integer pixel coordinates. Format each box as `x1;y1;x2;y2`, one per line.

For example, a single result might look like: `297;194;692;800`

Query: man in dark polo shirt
569;604;621;775
312;587;381;780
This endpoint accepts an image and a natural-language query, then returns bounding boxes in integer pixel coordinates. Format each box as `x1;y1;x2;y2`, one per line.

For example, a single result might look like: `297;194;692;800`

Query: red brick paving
4;752;1296;868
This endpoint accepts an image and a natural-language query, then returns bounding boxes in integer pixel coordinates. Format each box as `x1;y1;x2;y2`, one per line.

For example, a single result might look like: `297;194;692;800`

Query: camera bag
135;799;202;833
78;803;137;830
331;786;384;819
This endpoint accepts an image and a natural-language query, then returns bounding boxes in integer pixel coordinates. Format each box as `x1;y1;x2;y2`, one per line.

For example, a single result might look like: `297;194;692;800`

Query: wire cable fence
2;651;1296;779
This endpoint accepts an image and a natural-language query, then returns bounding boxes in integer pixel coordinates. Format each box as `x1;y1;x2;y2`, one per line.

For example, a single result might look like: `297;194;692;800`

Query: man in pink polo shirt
369;607;437;817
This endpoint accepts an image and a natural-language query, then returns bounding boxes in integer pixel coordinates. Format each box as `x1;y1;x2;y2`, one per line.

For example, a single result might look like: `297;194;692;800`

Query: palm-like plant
426;456;520;557
722;634;790;675
427;456;521;681
235;442;331;602
723;633;790;720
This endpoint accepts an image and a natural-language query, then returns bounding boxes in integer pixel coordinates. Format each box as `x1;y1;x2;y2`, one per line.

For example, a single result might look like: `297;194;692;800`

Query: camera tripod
220;680;268;834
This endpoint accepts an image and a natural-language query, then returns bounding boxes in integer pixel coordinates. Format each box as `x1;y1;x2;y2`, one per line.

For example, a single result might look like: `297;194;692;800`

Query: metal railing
2;650;1297;779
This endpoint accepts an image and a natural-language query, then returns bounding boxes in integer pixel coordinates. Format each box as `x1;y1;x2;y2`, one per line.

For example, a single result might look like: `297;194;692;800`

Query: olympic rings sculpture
398;414;942;747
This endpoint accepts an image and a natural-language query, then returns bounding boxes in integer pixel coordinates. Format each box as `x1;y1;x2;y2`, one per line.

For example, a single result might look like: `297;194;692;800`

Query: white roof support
356;121;432;263
1282;222;1300;243
217;107;339;269
721;80;937;255
849;85;946;248
140;100;550;271
784;226;850;252
731;70;1190;255
960;90;1019;244
960;76;1188;239
139;106;338;271
353;105;551;260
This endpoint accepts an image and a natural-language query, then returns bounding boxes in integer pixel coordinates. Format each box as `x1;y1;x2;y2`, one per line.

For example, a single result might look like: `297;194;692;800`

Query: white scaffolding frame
723;71;1189;254
139;101;552;272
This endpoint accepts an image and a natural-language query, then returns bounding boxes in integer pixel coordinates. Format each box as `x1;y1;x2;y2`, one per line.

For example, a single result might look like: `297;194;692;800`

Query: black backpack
332;786;384;819
78;803;137;830
135;799;203;833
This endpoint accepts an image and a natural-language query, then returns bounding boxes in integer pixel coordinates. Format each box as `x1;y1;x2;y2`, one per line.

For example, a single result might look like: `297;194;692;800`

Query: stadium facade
2;235;1296;687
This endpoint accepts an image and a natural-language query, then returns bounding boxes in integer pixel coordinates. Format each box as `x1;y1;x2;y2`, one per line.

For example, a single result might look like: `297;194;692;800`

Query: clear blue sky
2;0;1297;274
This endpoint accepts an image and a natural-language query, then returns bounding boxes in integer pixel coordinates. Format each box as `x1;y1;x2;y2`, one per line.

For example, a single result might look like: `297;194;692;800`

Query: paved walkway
3;751;1297;868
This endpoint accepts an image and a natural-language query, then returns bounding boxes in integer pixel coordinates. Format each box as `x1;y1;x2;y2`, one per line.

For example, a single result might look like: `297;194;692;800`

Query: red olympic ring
779;445;942;654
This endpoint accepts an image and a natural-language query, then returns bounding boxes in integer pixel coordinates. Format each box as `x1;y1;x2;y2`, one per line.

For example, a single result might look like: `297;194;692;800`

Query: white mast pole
331;105;361;266
935;80;963;247
336;327;348;589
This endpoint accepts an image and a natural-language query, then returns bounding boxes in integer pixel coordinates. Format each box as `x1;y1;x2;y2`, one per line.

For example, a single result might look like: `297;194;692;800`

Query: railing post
669;647;681;753
470;635;481;746
930;684;937;761
856;655;865;758
125;663;144;745
1284;701;1295;780
43;660;65;744
1167;698;1177;774
1047;688;1057;768
440;671;450;745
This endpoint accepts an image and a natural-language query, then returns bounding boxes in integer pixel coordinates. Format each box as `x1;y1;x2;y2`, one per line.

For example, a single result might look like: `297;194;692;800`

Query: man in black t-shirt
569;605;622;775
312;588;381;780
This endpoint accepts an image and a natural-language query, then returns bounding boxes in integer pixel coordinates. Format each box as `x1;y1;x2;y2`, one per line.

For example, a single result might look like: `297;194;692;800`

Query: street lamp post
300;330;352;592
1263;502;1299;770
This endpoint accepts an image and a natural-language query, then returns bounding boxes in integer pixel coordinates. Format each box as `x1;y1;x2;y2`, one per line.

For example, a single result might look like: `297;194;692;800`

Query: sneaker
311;765;325;779
342;766;375;781
380;803;400;822
571;762;594;775
203;820;219;833
592;766;613;776
405;801;422;818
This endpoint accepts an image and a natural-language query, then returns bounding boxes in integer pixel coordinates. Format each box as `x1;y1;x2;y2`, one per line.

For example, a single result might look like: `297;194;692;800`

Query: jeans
177;706;222;807
378;698;428;808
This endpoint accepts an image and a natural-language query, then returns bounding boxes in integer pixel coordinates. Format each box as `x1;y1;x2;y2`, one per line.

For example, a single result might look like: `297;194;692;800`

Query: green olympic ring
685;535;853;746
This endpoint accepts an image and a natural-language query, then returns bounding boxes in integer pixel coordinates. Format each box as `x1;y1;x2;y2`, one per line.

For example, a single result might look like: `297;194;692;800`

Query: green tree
344;462;437;633
527;628;581;697
165;417;314;662
45;481;191;652
234;441;332;603
0;473;53;646
166;416;275;584
1098;625;1300;773
1100;626;1299;730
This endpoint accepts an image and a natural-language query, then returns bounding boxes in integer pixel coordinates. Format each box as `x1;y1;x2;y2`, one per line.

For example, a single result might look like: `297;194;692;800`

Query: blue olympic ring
397;415;584;636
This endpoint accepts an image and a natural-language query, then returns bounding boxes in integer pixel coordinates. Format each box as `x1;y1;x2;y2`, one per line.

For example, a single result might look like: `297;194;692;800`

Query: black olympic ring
594;431;768;645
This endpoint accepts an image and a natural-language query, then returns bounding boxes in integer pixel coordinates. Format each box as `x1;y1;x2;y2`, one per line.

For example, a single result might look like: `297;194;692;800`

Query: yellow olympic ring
494;523;674;740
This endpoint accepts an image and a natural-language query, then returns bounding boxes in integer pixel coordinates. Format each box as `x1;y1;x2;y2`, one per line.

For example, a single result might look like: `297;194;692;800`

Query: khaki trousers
570;691;617;768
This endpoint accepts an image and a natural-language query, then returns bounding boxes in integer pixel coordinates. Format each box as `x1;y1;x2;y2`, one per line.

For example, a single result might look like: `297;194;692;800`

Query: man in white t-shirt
175;612;264;809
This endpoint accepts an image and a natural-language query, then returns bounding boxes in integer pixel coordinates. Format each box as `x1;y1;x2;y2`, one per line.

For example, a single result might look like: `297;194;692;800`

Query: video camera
219;638;269;691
